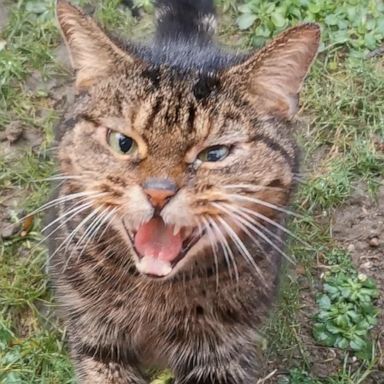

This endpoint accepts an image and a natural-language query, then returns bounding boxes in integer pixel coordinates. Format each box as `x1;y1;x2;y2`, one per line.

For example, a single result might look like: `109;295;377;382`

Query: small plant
313;272;379;357
236;0;384;55
283;369;320;384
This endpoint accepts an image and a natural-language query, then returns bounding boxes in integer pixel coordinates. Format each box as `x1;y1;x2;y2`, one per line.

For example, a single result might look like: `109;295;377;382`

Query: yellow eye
197;145;230;162
107;131;137;155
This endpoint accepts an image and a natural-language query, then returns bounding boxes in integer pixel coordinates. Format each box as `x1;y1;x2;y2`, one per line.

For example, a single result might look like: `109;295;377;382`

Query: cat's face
56;2;320;278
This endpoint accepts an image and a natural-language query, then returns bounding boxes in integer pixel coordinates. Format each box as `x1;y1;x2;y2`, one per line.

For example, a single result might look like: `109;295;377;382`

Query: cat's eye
107;131;137;155
197;145;230;162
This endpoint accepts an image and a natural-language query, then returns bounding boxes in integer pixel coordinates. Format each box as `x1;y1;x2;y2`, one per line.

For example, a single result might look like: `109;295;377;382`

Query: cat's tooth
173;224;182;236
159;262;172;276
137;257;172;277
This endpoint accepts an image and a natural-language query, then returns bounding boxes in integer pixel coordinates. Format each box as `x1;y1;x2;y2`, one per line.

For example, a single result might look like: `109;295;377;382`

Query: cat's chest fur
56;233;276;368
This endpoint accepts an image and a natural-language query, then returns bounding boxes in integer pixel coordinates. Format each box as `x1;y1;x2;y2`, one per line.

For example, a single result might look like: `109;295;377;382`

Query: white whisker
221;204;284;244
48;207;104;272
41;195;106;234
224;183;284;191
214;203;294;264
12;190;103;227
208;217;239;285
227;194;302;218
31;175;84;183
73;207;115;263
232;205;309;247
216;216;265;282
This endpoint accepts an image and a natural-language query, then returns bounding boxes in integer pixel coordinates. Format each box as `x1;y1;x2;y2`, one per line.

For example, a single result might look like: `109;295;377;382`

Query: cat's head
56;1;320;279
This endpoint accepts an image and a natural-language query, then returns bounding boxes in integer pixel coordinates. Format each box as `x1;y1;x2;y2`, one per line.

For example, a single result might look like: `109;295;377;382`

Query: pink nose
143;188;176;209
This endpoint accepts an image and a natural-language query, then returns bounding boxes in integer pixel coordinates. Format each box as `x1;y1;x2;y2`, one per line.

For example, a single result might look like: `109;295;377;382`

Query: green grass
0;0;383;383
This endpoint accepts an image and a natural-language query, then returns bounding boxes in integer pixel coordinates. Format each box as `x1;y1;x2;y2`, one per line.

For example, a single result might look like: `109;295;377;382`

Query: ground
0;1;383;383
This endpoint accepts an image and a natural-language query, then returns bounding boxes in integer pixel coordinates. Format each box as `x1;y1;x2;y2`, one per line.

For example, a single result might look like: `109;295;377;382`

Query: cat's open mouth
124;217;202;278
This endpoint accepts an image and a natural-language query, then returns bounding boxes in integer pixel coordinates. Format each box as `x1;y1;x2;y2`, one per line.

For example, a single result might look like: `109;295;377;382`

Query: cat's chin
122;218;204;279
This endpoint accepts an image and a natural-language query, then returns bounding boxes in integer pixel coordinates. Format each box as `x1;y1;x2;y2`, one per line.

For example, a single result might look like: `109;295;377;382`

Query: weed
235;0;384;54
313;273;379;358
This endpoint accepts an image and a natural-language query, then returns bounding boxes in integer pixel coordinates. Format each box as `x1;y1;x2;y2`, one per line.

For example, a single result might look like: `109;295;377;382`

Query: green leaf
325;322;343;335
25;1;49;14
347;310;360;322
324;283;338;294
318;294;331;309
271;12;287;28
350;336;367;351
335;337;349;349
335;314;350;328
376;17;384;34
337;19;349;30
307;2;322;13
325;14;339;26
364;33;378;50
332;30;350;45
255;25;271;37
238;4;252;14
237;14;257;30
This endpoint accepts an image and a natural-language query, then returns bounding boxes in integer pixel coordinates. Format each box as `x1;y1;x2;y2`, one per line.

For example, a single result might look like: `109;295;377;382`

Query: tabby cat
48;0;320;382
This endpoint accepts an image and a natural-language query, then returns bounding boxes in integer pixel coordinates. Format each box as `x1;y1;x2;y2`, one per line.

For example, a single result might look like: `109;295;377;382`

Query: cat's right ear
224;24;320;120
56;0;135;91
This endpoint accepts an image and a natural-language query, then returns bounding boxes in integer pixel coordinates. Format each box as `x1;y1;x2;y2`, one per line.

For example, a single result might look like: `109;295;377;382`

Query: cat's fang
173;224;182;236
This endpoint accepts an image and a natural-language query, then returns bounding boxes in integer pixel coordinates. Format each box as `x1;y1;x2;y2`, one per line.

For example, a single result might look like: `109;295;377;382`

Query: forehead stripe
251;133;293;168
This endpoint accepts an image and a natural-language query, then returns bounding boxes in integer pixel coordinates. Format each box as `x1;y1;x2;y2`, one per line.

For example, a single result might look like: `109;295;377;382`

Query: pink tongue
134;218;182;262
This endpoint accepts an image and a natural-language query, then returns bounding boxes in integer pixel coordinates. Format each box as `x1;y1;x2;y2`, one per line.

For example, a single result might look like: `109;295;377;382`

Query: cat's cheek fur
160;189;198;229
120;185;154;231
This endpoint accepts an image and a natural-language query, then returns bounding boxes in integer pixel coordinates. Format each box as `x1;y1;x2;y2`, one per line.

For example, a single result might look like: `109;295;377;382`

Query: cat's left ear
225;23;320;120
56;0;135;90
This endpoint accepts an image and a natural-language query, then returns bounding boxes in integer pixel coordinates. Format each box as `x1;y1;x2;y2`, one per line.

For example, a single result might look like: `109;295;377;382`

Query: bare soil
333;182;384;381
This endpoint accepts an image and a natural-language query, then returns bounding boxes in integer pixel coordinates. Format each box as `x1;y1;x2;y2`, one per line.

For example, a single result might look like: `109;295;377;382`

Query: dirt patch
263;274;345;382
332;182;384;376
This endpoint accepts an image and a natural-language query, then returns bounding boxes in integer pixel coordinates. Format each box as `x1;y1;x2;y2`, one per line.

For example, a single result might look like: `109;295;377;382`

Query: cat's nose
143;178;177;209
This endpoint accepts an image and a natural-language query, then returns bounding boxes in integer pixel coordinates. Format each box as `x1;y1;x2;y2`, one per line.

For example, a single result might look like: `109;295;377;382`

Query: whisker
63;206;104;258
220;204;284;245
207;217;239;285
30;175;84;183
227;194;302;218
224;183;284;192
72;207;115;264
41;195;106;234
94;207;119;243
41;205;100;271
47;207;104;272
214;203;294;264
216;216;265;282
38;201;96;251
231;204;309;248
10;191;103;227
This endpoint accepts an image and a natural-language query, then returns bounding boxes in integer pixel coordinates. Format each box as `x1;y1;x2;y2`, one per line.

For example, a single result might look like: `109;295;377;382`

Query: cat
48;0;320;382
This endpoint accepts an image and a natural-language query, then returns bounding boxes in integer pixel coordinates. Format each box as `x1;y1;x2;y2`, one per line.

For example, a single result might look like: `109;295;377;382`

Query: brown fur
48;1;320;382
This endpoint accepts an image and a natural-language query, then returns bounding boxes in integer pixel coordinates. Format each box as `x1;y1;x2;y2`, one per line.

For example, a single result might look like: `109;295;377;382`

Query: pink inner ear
134;217;182;262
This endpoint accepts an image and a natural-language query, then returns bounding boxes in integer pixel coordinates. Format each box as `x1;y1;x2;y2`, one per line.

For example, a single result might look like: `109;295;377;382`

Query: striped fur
49;1;320;382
